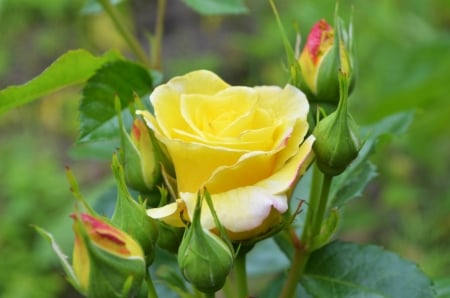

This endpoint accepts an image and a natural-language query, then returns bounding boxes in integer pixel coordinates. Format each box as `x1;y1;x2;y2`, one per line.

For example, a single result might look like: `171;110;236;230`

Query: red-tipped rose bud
71;213;146;297
298;17;355;104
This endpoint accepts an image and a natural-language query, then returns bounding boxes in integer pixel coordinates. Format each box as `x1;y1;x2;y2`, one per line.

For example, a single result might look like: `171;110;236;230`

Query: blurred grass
0;0;449;297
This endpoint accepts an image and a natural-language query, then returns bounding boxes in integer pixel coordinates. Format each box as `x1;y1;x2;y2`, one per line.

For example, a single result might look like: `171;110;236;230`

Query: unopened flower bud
111;154;158;263
71;213;146;297
313;71;361;176
177;192;234;293
120;116;173;198
298;17;355;104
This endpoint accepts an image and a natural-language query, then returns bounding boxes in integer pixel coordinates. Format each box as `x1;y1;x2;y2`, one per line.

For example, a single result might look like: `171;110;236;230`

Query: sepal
111;153;159;263
33;226;84;294
313;71;361;176
117;99;173;199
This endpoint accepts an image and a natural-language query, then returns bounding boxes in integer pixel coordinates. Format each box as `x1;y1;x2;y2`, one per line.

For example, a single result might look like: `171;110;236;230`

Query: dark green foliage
301;241;435;298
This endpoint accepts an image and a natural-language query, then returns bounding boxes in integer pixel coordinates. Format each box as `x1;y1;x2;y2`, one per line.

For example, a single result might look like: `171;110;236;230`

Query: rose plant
0;0;438;297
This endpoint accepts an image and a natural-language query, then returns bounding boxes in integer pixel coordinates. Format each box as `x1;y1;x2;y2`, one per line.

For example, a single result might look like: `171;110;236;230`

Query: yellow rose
139;70;314;241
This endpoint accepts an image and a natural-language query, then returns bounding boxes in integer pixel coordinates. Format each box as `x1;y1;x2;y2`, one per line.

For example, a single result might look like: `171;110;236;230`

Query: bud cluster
312;71;361;176
295;12;361;176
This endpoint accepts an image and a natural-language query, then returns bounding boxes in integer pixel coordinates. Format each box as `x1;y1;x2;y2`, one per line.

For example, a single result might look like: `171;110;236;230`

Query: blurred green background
0;0;449;297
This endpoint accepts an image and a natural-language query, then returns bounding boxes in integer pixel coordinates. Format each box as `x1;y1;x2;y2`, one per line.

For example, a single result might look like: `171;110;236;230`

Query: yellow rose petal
171;126;275;151
180;87;257;137
204;121;310;194
256;135;315;194
161;137;244;192
146;199;187;228
137;110;161;135
178;87;278;151
149;83;187;139
256;84;309;124
273;119;310;171
181;186;287;233
167;69;229;95
150;70;230;139
253;84;309;150
205;150;279;193
72;233;89;291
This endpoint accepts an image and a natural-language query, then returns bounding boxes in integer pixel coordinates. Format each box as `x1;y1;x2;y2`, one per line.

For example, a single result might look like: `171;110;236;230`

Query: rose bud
110;153;158;264
298;17;355;104
120;116;173;200
313;70;361;176
177;192;234;293
71;213;146;297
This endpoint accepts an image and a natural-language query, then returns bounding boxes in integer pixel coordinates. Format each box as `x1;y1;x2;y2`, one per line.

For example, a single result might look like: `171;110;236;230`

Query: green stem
311;174;333;237
222;275;235;298
98;0;151;67
235;253;248;298
279;168;333;298
301;164;323;242
151;0;167;70
146;273;158;298
203;292;215;298
278;240;309;298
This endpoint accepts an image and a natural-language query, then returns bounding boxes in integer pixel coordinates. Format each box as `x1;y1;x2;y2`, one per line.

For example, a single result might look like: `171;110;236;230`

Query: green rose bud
111;153;158;264
177;191;234;293
118;107;173;202
298;16;355;104
71;213;146;298
313;71;361;176
122;118;160;191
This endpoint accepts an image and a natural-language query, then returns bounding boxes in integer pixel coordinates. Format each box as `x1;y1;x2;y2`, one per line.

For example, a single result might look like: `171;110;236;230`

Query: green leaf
155;265;192;298
361;110;414;142
246;237;289;276
151;247;188;298
273;229;295;262
310;208;339;251
260;272;314;298
78;60;153;144
329;159;378;207
70;139;121;160
182;0;248;15
329;111;414;207
301;240;435;298
0;49;121;116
